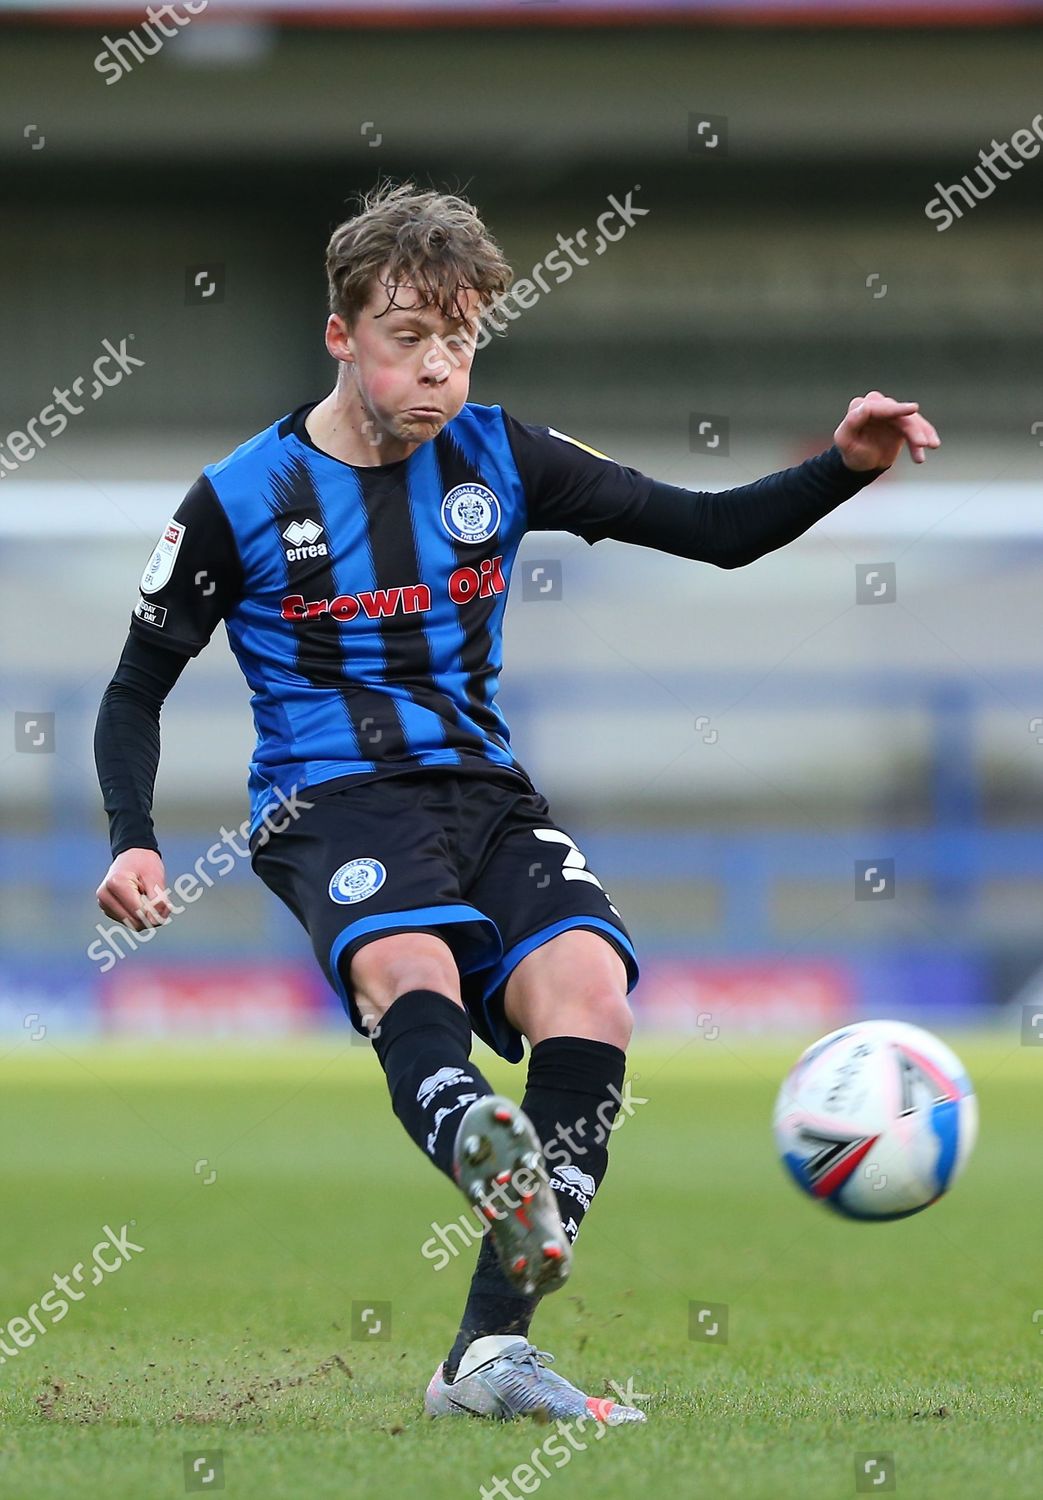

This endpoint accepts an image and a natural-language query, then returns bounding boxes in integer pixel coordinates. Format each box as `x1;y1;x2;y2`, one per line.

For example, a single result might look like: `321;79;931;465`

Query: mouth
405;407;444;421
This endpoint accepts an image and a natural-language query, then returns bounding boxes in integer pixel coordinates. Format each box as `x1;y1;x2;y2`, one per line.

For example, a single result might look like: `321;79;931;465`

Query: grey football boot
424;1335;647;1424
451;1093;571;1296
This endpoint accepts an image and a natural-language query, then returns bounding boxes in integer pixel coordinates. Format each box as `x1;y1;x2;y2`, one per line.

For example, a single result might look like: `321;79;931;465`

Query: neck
305;383;418;468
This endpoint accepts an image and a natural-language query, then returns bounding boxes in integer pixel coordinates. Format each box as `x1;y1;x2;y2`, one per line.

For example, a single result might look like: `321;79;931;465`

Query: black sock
527;1035;627;1243
371;989;493;1181
444;1035;627;1380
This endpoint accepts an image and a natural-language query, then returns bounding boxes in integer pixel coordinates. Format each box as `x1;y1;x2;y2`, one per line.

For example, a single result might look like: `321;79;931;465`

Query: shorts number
532;828;605;889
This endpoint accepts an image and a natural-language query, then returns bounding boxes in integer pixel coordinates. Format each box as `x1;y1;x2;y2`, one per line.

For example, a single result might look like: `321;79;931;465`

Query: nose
420;341;452;385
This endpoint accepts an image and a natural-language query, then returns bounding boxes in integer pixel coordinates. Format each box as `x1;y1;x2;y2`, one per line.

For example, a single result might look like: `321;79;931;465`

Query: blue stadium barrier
3;669;1039;969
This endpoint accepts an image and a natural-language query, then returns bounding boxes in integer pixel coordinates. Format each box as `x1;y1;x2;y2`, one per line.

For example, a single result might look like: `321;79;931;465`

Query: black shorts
250;768;638;1061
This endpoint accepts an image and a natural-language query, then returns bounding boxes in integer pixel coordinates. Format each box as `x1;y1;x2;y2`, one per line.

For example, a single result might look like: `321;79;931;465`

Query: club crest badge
440;483;501;545
328;858;387;905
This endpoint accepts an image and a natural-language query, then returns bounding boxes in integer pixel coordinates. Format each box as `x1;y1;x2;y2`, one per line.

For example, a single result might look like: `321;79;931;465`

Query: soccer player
94;181;939;1425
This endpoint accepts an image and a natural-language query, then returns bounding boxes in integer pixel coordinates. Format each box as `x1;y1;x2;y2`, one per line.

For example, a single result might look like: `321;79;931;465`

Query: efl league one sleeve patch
140;519;185;595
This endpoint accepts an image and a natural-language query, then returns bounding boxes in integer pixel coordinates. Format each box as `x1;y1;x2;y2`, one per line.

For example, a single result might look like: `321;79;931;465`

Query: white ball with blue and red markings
772;1020;977;1220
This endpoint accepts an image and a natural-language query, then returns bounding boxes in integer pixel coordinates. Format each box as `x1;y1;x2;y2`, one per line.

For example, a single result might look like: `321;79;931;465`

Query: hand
96;849;171;932
834;391;940;471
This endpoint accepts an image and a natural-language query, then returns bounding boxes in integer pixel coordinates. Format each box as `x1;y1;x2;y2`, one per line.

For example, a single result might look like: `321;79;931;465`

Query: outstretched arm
509;391;940;564
598;443;880;568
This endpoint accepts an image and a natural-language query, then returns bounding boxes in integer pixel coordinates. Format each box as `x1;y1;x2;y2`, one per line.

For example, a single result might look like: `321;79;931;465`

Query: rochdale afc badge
328;858;387;905
440;483;501;545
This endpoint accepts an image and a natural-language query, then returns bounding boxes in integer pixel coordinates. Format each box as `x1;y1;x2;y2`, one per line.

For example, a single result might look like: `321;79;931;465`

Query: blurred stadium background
3;0;1043;1047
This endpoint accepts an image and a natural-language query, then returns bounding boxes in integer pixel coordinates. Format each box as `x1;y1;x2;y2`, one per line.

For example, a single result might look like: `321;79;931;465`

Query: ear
325;314;355;365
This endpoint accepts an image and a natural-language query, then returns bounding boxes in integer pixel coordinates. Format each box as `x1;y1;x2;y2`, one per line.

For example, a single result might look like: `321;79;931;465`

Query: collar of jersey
285;402;417;476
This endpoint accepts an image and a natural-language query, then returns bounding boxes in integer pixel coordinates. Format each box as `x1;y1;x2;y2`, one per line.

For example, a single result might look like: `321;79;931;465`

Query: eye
396;335;419;346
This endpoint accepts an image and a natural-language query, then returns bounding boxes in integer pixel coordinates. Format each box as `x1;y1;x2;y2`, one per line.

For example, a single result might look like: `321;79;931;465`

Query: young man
94;181;939;1425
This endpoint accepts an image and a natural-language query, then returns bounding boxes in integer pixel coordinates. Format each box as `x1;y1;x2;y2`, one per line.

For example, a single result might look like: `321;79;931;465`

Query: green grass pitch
0;1034;1038;1499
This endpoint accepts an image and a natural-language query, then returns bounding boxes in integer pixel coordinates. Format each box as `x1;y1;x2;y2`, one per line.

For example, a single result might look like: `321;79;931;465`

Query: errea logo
284;518;322;546
282;518;328;562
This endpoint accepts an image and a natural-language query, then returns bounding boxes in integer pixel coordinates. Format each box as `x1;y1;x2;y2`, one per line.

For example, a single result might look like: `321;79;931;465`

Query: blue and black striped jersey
104;399;882;856
128;400;656;837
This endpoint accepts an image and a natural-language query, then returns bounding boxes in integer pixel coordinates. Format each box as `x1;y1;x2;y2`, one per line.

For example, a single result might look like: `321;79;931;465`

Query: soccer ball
772;1020;977;1221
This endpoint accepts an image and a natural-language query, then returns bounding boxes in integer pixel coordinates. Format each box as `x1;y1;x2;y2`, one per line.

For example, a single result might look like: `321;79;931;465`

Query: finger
898;414;940;449
868;399;920;419
847;391;884;413
898;422;926;463
142;883;173;921
98;875;148;929
847;398;919;431
134;889;171;927
96;892;131;925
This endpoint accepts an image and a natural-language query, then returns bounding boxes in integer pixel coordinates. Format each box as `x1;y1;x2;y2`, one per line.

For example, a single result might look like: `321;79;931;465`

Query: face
327;276;482;449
